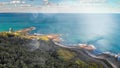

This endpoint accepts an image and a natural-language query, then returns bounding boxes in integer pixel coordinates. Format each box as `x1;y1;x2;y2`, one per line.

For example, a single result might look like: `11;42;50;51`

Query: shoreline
55;42;115;68
0;28;119;68
0;31;114;68
54;42;119;68
0;6;119;13
61;42;120;60
3;27;120;59
51;37;120;68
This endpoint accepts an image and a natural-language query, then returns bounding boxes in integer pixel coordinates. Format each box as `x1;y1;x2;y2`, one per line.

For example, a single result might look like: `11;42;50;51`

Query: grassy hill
0;32;107;68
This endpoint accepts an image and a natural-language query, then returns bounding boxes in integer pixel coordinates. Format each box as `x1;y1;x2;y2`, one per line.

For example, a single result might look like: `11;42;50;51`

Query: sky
0;0;119;13
0;0;119;6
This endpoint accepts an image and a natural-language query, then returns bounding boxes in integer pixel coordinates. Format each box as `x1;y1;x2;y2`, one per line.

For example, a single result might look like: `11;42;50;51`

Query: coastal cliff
0;30;118;68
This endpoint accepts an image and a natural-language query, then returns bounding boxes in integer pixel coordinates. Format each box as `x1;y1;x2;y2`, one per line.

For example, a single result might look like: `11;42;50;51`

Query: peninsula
0;27;120;68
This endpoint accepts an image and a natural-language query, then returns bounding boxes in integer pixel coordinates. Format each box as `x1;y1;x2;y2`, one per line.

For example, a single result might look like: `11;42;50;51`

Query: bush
57;48;76;61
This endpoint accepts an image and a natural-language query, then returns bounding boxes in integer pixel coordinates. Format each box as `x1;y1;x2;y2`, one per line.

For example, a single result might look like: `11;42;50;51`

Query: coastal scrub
57;48;76;61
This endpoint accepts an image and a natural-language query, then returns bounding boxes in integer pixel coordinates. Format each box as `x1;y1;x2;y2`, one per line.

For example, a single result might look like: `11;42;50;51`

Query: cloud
0;0;119;13
79;0;107;3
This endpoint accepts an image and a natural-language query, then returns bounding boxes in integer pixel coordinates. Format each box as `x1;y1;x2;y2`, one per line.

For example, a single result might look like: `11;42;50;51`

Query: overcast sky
0;0;119;10
0;0;119;5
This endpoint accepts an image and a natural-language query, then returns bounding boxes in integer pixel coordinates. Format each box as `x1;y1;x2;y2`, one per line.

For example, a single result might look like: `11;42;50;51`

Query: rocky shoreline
55;42;120;68
52;39;120;68
0;27;120;68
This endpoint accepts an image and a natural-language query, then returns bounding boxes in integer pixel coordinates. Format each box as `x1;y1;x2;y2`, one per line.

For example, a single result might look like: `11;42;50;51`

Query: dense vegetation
0;32;104;68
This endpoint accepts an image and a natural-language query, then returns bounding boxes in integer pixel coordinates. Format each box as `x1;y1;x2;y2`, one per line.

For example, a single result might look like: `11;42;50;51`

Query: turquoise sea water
0;13;120;53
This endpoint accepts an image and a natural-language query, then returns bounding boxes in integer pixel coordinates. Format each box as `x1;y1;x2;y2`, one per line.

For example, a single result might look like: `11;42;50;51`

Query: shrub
57;48;76;61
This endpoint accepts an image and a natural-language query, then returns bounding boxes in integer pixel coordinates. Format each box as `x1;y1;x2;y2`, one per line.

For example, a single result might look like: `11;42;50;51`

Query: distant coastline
0;6;119;13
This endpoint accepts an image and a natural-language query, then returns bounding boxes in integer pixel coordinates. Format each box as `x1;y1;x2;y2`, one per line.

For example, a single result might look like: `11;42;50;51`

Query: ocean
0;13;120;53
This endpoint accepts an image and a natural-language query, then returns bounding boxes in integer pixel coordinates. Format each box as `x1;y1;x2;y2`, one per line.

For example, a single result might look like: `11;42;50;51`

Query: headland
0;27;120;68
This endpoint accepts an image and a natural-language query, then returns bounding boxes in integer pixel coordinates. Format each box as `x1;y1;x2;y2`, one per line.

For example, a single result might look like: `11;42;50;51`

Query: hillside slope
0;32;111;68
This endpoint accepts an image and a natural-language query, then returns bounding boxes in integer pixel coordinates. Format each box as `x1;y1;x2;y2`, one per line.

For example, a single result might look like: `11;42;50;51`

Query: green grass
57;48;76;61
37;36;49;41
0;32;49;41
75;59;104;68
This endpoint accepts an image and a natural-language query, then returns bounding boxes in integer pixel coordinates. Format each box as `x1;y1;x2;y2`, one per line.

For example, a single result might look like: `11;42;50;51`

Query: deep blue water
0;13;120;53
